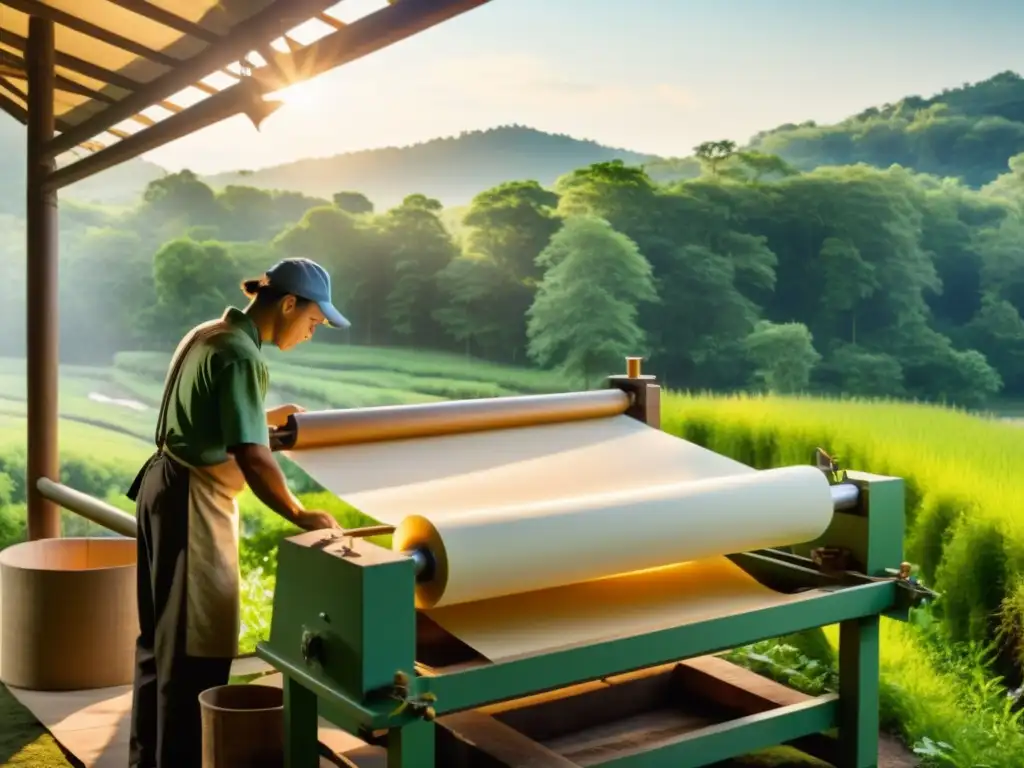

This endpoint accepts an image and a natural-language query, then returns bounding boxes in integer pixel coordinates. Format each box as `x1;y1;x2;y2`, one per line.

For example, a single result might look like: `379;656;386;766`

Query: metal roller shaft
272;389;631;451
830;482;860;511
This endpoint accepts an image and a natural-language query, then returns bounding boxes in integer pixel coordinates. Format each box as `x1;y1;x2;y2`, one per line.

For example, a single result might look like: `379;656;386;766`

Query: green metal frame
257;469;919;768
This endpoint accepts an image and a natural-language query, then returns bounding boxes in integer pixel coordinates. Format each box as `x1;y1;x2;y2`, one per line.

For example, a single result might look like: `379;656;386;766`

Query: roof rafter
43;0;343;158
2;0;183;68
103;0;221;44
1;27;142;92
1;0;494;187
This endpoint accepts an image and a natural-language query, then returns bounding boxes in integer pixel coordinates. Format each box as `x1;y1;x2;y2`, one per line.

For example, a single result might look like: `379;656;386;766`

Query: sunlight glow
273;79;323;110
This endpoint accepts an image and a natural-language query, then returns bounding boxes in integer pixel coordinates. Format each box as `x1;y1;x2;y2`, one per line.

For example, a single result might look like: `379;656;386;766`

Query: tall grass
662;392;1024;665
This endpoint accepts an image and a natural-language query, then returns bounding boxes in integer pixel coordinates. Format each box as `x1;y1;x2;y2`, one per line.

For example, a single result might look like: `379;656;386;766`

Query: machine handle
341;525;396;539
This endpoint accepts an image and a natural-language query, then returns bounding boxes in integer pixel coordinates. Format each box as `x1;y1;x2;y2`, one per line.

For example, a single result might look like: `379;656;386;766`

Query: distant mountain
203;126;660;209
4;70;1021;216
0;114;166;213
749;71;1024;187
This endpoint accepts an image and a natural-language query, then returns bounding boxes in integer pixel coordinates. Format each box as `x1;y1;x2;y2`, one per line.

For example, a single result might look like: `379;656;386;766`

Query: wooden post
25;15;60;540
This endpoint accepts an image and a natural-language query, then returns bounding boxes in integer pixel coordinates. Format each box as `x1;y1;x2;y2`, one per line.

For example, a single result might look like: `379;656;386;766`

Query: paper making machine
257;358;932;768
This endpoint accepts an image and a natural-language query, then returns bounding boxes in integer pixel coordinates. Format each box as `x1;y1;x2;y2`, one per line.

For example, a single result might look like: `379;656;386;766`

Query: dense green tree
744;321;821;394
527;216;657;387
148;238;241;345
434;255;532;361
694;140;737;177
139;170;218;230
462;180;561;282
333;191;374;215
273;206;389;344
7;79;1024;412
376;195;458;346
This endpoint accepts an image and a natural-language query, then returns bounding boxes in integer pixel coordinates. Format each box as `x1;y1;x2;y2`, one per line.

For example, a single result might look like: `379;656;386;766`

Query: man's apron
128;322;250;659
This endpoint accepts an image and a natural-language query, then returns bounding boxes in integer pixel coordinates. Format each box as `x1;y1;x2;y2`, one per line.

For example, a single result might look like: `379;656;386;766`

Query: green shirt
162;307;270;467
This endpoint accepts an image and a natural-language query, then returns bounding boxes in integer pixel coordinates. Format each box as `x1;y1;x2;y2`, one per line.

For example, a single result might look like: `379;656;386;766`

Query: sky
143;0;1024;174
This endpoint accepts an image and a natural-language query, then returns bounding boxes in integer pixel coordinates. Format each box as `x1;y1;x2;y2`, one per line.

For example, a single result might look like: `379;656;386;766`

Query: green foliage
743;321;821;393
527;216;657;387
750;72;1024;187
7;77;1024;408
724;640;837;696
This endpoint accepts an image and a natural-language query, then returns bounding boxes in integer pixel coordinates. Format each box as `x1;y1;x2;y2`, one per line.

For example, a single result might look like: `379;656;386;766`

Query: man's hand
294;510;341;531
266;403;305;428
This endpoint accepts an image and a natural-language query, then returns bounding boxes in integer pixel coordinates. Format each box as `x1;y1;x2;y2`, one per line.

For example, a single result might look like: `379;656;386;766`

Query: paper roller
337;468;859;610
269;389;632;451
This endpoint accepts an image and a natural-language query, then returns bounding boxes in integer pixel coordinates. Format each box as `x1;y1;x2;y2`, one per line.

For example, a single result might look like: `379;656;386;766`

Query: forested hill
203;126;657;208
3;70;1021;210
747;71;1024;187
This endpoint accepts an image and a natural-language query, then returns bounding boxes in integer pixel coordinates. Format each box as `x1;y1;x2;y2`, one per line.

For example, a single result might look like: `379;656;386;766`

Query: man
127;257;346;768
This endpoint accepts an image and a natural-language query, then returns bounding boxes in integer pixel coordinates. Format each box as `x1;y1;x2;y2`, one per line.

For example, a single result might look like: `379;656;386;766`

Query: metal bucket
199;683;284;768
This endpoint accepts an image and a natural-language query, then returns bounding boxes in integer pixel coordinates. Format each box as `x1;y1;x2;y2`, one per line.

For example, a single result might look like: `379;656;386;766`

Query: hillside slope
203;125;659;208
748;71;1024;187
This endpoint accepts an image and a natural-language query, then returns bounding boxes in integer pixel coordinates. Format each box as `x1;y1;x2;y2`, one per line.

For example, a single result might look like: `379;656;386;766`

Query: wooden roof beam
2;0;183;68
42;0;495;188
102;0;221;44
0;89;26;123
317;12;346;30
254;0;491;94
0;47;125;106
0;75;25;100
0;83;75;132
46;0;341;159
47;78;282;190
1;29;141;92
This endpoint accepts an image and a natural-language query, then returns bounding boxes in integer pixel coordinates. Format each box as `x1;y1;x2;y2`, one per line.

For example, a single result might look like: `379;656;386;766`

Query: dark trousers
128;453;233;768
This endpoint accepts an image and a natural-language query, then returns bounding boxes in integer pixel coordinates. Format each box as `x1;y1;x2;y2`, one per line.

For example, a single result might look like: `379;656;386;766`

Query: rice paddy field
1;344;1023;766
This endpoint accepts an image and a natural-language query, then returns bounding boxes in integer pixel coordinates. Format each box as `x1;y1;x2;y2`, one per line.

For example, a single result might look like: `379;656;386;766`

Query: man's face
273;295;326;351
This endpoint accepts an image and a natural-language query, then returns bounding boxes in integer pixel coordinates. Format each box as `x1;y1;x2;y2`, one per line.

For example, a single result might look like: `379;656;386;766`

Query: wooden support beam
253;0;491;94
25;15;60;541
46;79;282;190
104;0;221;43
45;0;340;159
0;90;27;123
440;712;577;767
1;0;183;68
317;12;346;30
0;76;74;132
0;75;26;100
1;29;142;92
0;48;117;104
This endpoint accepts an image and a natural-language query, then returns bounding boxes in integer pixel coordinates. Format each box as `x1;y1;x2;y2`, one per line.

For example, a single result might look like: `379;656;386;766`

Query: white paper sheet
285;414;833;661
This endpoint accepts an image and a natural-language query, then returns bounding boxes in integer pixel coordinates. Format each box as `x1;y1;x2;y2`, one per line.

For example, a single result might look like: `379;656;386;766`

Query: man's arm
233;444;304;522
218;361;336;530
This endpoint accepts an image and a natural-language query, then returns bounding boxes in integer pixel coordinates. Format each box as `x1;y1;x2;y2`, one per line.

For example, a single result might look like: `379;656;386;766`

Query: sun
274;79;320;110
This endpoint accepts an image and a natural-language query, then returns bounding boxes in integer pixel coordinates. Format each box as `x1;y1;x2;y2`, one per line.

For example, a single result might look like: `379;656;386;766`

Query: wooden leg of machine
284;676;320;768
837;616;881;768
387;720;435;768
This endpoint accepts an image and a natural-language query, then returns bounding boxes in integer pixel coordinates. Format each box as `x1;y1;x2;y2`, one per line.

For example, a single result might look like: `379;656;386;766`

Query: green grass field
2;343;1024;766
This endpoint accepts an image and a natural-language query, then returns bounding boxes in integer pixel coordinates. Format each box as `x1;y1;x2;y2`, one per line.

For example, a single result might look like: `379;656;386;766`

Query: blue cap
261;258;350;329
